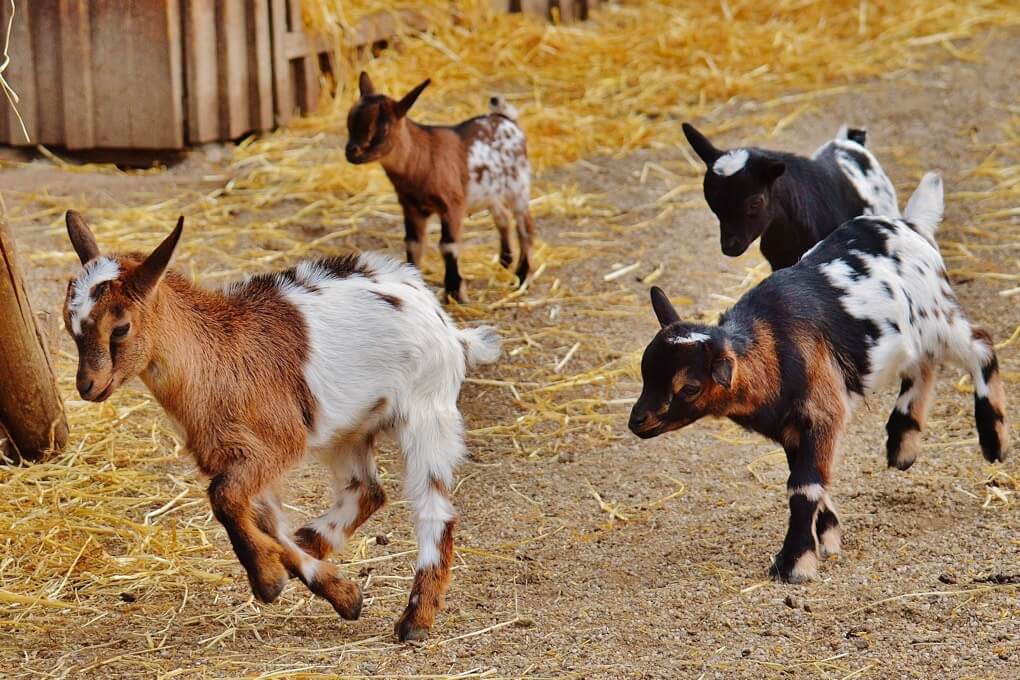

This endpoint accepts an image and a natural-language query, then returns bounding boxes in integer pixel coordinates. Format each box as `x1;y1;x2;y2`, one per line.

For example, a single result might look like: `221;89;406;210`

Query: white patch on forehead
667;331;710;345
712;149;749;177
69;257;120;335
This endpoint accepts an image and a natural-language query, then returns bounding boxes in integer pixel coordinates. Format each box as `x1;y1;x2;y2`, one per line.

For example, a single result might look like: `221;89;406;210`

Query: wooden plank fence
0;0;600;151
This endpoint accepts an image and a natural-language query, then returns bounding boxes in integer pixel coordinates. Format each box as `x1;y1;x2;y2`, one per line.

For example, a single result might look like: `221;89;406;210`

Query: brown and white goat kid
62;212;501;641
346;72;535;303
629;173;1008;583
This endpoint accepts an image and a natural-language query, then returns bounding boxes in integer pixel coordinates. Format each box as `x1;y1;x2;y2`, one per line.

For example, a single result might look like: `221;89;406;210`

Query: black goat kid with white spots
682;123;898;270
629;173;1008;583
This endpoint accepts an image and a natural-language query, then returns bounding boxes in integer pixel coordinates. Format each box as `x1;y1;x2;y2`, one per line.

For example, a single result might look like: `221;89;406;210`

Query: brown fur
395;517;455;641
62;215;367;621
347;73;535;302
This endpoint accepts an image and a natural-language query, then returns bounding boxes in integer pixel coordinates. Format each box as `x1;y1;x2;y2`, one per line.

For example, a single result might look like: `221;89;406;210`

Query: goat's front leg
400;200;429;269
771;429;835;583
208;471;290;603
439;205;467;303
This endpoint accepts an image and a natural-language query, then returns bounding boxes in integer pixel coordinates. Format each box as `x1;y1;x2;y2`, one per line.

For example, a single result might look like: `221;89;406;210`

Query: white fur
818;176;989;401
69;256;120;335
667;332;711;345
832;142;899;218
277;252;496;576
466;116;531;218
489;95;518;120
788;483;824;502
712;148;749;176
903;172;943;241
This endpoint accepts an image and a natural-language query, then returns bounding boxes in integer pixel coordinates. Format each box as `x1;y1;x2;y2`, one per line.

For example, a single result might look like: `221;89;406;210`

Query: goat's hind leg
259;489;364;620
394;412;462;641
962;328;1009;461
294;434;387;560
512;206;536;286
491;203;514;269
885;361;937;470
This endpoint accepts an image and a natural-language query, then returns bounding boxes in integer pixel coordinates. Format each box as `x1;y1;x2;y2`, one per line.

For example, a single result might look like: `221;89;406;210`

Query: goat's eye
679;384;701;400
747;195;765;213
111;324;130;341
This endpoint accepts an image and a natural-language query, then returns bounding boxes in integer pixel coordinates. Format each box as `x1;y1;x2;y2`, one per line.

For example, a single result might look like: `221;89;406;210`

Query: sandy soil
1;30;1018;680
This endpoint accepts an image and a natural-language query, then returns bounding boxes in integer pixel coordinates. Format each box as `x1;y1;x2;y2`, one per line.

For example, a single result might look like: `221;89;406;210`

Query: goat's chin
721;240;752;257
89;379;119;403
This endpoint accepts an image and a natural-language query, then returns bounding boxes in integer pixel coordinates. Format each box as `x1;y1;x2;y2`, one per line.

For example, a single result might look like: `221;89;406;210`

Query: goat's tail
489;95;518;120
836;124;867;146
903;171;944;240
459;326;502;368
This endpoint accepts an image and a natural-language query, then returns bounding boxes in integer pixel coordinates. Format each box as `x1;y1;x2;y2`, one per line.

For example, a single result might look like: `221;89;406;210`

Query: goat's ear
710;352;733;389
757;159;785;184
396;79;430;117
358;71;375;97
66;211;101;265
650;286;680;328
125;216;183;299
682;122;722;166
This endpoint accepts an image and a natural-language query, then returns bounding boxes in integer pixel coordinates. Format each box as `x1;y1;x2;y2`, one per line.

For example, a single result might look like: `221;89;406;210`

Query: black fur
885;409;921;469
682;122;881;271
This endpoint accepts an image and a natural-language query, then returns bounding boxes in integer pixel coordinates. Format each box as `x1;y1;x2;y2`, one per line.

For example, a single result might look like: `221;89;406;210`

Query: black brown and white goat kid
629;173;1008;582
62;211;501;641
346;72;535;303
682;122;898;270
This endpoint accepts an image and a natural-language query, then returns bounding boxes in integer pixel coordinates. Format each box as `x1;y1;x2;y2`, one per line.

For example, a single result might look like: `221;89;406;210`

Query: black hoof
395;616;430;642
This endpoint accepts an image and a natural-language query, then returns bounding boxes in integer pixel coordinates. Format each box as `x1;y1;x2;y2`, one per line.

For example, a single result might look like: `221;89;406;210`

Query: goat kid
682;122;898;270
63;212;501;641
629;173;1008;582
346;72;535;303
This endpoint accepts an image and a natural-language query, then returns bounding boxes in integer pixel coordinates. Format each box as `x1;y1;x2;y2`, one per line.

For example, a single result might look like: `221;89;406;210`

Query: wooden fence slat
128;0;183;148
247;0;274;131
216;0;249;139
0;202;68;462
0;418;20;462
59;0;95;149
290;0;318;114
89;1;133;147
30;1;64;145
184;0;219;143
3;0;37;144
269;0;293;125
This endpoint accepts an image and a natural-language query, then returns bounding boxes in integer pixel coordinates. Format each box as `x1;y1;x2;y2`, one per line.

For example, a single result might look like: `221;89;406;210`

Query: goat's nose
489;96;499;106
629;412;648;428
77;377;94;397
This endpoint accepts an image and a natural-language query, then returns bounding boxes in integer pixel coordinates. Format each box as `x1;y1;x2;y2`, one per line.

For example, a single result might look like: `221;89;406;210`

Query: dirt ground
1;29;1018;680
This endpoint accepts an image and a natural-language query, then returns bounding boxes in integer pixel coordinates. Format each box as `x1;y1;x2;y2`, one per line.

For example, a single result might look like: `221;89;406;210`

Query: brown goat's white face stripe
69;256;120;335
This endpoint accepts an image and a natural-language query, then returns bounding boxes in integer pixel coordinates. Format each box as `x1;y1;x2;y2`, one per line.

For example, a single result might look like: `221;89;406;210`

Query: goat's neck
718;319;781;418
140;275;228;435
379;120;433;185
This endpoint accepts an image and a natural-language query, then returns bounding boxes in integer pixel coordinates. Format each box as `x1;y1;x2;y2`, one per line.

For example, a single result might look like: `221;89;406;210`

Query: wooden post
0;201;69;463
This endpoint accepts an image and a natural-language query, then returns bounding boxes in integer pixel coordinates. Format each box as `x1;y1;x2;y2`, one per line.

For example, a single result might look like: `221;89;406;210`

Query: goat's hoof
250;571;288;604
769;549;819;584
499;251;513;268
395;614;431;642
444;287;469;304
324;578;363;620
294;526;332;560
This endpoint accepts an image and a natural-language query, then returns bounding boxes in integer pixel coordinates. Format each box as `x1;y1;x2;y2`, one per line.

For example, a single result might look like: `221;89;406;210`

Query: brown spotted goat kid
62;211;501;641
346;72;535;302
629;173;1008;583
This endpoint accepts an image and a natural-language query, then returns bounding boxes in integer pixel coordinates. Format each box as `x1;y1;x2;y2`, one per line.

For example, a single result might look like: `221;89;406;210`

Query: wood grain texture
59;0;95;149
184;0;219;143
0;206;68;462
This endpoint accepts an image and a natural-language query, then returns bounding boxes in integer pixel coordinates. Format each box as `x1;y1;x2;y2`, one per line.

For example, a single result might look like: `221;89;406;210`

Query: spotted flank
813;129;899;218
69;256;120;335
465;115;530;215
711;148;749;176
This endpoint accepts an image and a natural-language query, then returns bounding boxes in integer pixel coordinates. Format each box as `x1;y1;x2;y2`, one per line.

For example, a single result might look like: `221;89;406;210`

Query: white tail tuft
903;172;943;240
459;326;502;368
489;95;518;120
